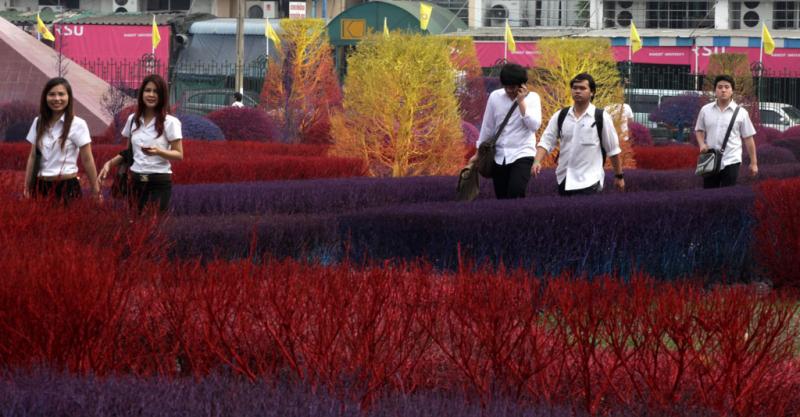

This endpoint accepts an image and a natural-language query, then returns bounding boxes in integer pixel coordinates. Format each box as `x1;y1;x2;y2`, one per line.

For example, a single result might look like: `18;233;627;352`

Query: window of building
774;1;799;29
146;0;189;11
38;0;79;9
645;0;714;28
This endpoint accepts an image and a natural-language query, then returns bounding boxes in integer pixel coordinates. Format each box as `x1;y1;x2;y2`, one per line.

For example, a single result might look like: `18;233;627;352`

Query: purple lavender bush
754;125;783;145
649;94;707;142
628;122;653;146
175;113;224;141
0;369;716;417
462;120;479;147
336;186;757;280
0;100;37;141
746;145;797;165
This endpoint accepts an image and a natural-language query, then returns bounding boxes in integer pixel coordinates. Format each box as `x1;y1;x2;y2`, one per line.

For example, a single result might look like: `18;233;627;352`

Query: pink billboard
53;24;170;88
476;41;800;76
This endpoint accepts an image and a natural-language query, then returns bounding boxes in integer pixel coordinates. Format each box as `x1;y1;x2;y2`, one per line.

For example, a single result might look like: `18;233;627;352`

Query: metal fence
76;57;267;112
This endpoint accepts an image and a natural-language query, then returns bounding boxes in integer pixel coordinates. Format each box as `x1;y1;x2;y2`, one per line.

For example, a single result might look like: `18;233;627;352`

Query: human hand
516;84;529;103
749;163;758;177
614;177;625;192
532;161;542;177
98;162;111;181
699;144;709;154
141;146;160;156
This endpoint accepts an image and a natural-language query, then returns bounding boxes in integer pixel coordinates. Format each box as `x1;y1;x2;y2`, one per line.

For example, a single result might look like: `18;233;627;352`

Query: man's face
571;80;593;104
504;84;521;99
715;80;733;101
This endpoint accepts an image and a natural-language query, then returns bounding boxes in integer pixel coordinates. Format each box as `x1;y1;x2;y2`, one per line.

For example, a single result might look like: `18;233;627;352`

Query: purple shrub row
0;369;712;417
167;184;759;280
170;164;800;217
175;113;225;141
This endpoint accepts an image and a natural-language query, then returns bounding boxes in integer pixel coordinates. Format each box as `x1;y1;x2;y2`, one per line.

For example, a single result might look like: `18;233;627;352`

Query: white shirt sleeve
601;111;622;157
695;106;707;132
477;94;496;147
537;112;560;154
623;104;633;120
121;115;134;138
165;116;183;142
25;118;39;145
69;118;91;148
739;109;757;139
520;92;542;133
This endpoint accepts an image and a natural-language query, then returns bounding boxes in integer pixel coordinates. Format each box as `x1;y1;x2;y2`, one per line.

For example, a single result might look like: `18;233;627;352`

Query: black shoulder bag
695;106;740;177
111;140;134;199
477;101;519;178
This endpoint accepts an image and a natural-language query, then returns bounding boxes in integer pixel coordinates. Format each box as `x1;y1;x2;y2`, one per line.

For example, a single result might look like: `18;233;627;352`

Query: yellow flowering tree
330;33;464;177
528;38;636;168
260;19;341;144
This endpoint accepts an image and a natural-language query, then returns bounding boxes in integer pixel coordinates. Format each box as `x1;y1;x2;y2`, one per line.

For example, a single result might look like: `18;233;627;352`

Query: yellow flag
151;15;161;50
505;20;516;53
420;2;432;30
383;17;389;37
36;14;55;42
762;23;775;55
265;18;281;49
630;21;642;54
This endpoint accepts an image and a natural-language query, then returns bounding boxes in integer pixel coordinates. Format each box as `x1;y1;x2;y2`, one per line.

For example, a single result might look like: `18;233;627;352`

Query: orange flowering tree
529;38;636;169
260;19;342;144
330;33;464;177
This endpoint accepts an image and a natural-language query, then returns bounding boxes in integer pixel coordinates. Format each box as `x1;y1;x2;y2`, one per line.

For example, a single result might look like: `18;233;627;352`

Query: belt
38;174;78;181
132;173;171;183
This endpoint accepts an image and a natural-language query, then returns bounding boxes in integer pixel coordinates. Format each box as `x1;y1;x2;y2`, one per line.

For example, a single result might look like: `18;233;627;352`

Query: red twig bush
634;145;697;170
755;178;800;288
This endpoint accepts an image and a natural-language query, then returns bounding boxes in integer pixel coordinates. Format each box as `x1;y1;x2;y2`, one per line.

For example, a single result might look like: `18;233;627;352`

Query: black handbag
695;106;739;177
27;147;42;194
477;101;519;178
111;142;133;199
456;166;480;201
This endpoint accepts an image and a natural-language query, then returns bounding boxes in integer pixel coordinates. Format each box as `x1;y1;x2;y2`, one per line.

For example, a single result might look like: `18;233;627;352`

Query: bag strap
487;101;519;146
719;106;741;154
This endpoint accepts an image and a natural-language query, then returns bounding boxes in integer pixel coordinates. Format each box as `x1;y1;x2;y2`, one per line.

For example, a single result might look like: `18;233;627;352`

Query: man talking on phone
472;63;542;199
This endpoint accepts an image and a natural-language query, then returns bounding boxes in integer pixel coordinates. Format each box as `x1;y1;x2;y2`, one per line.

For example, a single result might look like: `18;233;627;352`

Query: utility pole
235;0;245;94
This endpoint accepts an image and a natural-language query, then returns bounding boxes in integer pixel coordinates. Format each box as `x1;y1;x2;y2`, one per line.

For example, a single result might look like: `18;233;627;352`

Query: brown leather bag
477;101;518;178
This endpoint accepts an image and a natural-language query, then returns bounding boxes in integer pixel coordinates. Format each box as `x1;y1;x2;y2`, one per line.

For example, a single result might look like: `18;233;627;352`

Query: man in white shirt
533;73;625;196
695;74;758;189
604;102;634;141
474;63;542;199
231;92;245;108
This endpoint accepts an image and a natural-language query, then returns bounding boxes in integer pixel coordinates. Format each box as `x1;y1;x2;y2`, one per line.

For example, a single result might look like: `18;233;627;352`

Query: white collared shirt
122;114;182;174
694;101;756;169
26;115;91;177
604;103;633;134
477;88;542;165
538;104;621;191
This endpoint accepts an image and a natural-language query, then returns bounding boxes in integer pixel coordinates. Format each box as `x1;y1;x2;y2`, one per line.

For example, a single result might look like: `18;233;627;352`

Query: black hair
570;73;597;100
233;92;243;102
499;63;528;86
713;74;735;90
37;77;74;150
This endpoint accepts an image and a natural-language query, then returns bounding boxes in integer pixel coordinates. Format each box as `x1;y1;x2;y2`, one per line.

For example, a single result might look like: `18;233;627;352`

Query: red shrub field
633;145;698;170
0;142;362;183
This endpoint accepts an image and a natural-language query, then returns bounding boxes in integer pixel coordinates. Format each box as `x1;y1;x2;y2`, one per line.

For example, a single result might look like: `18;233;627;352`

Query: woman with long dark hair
99;74;183;212
23;77;100;203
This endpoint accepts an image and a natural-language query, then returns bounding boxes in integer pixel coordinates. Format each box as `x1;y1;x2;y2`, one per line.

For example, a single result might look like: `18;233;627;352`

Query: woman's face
142;81;160;109
46;84;69;114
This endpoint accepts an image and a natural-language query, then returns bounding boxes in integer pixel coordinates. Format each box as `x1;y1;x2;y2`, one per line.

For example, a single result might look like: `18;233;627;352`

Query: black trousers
130;174;172;213
492;157;533;199
703;163;741;189
558;180;601;196
34;178;81;204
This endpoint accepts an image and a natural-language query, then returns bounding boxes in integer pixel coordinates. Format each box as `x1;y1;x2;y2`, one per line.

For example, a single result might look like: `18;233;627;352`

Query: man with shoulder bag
694;74;758;188
463;63;541;200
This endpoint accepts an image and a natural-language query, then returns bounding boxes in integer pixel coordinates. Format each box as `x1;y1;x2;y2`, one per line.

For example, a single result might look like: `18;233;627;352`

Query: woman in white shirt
99;74;183;212
23;77;100;203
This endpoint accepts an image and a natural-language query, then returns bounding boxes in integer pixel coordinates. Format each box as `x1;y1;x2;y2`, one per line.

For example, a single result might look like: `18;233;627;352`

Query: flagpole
504;18;508;62
266;20;270;63
758;25;764;104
